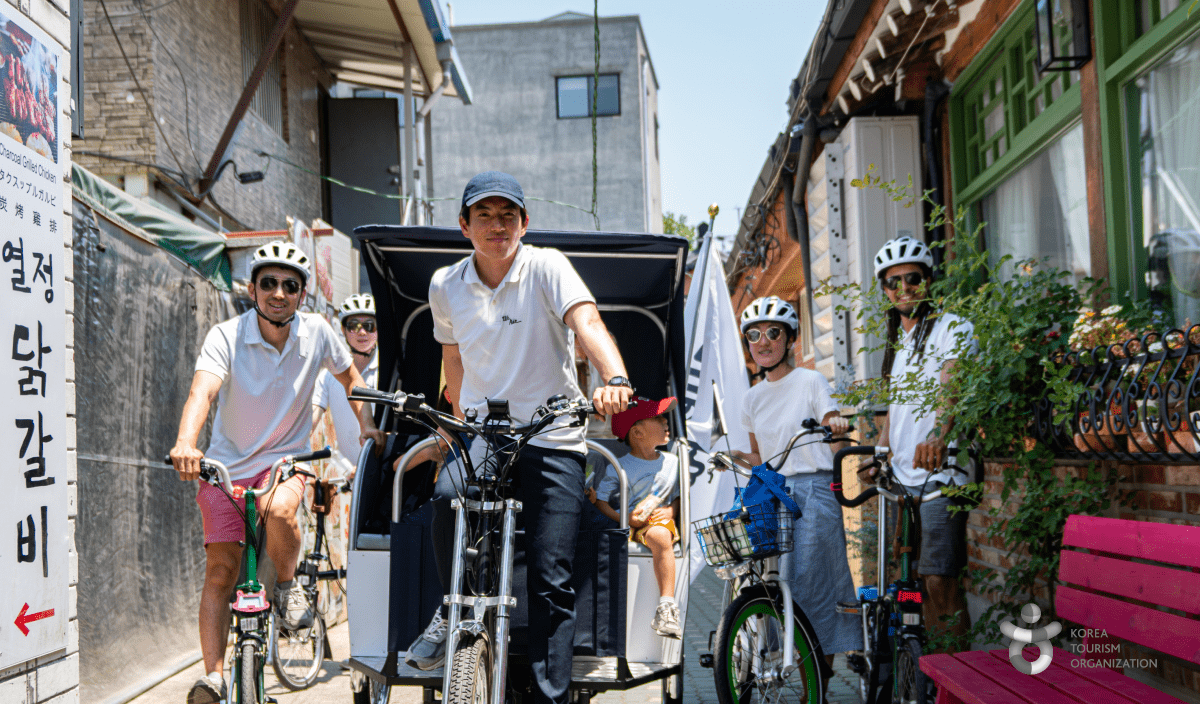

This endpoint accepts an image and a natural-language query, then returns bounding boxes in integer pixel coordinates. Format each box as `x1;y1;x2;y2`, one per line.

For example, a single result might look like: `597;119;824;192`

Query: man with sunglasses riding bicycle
864;236;975;649
169;241;385;704
423;171;632;704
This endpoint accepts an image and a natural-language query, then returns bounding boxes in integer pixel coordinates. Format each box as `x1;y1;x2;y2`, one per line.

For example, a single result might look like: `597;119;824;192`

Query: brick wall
967;459;1200;699
0;0;78;702
77;0;327;231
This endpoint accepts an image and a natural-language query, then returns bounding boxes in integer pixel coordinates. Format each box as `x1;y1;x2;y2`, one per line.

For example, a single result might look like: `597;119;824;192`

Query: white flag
683;234;750;582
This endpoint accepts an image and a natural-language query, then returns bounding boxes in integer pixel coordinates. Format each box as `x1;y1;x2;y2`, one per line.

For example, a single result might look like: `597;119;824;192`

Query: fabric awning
71;164;233;291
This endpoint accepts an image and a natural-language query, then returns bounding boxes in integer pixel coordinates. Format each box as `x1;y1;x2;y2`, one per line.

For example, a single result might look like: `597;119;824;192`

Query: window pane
557;77;589;118
1134;33;1200;326
981;123;1090;282
595;74;620;115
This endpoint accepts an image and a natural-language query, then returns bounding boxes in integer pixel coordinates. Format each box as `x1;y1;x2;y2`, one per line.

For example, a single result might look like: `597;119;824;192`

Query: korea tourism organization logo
1000;604;1061;675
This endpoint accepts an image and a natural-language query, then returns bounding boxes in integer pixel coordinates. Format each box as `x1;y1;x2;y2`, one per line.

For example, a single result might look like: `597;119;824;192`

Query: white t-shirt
429;244;595;454
196;311;353;481
313;348;377;468
740;367;840;476
887;312;976;486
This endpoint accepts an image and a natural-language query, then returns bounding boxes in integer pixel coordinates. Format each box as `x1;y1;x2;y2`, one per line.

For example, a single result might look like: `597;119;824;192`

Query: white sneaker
273;581;313;630
652;601;682;639
405;610;448;671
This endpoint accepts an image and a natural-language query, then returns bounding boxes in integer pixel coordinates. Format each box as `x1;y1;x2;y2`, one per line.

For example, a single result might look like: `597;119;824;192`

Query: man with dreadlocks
866;235;975;648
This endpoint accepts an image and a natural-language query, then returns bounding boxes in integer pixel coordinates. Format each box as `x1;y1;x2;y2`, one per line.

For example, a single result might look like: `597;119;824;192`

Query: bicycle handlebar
832;444;967;507
164;447;332;497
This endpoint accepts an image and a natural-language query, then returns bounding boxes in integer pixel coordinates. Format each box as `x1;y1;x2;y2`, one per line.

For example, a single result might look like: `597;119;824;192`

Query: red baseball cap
611;396;677;441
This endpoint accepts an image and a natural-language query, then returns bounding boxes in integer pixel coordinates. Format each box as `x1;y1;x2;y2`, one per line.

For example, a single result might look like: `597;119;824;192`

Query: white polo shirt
741;367;840;476
197;310;353;481
314;348;378;467
429;244;595;454
887;312;975;486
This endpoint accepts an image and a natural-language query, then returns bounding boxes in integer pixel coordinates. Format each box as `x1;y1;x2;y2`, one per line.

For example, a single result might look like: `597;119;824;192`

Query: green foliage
663;211;697;249
823;170;1132;648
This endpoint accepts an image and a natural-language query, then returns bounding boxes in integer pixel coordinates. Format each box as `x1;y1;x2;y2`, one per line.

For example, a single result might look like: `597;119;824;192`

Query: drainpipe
417;60;453;119
923;79;951;255
789;119;818;313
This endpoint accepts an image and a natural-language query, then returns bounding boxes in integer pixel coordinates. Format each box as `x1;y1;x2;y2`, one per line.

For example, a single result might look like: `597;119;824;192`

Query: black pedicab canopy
354;225;690;435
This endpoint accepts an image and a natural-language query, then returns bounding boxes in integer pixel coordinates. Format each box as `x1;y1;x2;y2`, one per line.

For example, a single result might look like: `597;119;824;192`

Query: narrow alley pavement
131;567;861;703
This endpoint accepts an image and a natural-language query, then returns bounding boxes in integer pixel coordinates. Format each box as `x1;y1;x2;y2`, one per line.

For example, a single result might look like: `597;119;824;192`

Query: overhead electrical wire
97;0;193;189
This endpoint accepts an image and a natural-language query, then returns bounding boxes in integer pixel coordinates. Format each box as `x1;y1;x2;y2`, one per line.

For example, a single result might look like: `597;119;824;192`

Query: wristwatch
606;376;632;389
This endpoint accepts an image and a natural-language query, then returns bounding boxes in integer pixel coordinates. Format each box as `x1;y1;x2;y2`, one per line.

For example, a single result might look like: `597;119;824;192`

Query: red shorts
195;467;306;545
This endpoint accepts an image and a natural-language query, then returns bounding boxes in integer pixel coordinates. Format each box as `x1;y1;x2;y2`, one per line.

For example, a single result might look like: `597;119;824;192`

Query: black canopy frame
355;225;691;438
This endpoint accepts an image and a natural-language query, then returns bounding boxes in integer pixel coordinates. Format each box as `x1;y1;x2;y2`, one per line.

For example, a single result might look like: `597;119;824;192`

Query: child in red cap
586;396;682;638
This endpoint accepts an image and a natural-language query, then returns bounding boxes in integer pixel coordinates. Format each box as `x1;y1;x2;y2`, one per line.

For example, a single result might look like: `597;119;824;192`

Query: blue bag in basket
724;464;802;554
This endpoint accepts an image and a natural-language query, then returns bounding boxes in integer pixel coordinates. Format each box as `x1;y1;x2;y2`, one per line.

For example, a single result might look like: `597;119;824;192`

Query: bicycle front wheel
239;642;261;704
713;585;824;704
270;608;326;689
893;637;932;704
445;633;491;704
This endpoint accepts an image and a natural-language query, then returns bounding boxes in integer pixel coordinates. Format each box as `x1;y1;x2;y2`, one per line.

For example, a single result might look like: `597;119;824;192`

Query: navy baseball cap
461;171;526;211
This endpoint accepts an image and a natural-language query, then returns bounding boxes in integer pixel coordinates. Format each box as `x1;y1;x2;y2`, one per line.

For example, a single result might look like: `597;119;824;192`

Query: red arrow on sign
14;603;54;636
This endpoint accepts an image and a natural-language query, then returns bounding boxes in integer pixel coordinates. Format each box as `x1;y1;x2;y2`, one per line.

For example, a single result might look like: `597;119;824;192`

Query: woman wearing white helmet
732;295;862;688
313;293;380;474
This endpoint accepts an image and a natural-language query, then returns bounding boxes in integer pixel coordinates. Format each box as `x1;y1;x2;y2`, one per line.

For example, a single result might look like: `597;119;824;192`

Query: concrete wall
429;15;661;233
0;0;78;701
77;0;328;231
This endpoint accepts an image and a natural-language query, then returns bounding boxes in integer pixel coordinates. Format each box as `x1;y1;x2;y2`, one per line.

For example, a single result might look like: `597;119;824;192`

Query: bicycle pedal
266;699;279;704
699;653;714;668
835;601;860;615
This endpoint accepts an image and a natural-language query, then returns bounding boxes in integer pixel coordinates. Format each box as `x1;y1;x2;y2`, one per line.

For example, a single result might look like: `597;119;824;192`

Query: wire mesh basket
692;502;795;566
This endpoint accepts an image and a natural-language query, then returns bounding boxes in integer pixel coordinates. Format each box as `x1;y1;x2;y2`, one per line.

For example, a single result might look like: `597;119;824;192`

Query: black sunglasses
344;319;376;333
257;276;302;295
745;326;786;343
882;272;926;291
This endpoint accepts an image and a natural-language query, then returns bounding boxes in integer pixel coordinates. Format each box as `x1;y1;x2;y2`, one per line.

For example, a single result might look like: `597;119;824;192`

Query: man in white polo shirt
425;171;632;704
169;241;384;704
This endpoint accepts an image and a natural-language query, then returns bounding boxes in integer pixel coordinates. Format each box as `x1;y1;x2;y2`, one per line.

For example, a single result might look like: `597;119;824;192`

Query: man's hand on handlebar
913;436;947;471
169;442;205;482
592;383;633;418
827;415;850;435
856;461;881;485
360;427;387;452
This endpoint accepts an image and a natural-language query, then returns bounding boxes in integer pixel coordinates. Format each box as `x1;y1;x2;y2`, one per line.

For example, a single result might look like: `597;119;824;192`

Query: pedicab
343;225;693;703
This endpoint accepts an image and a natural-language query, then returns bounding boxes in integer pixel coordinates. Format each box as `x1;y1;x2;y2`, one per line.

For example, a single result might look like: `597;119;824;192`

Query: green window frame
1092;0;1200;299
950;2;1082;210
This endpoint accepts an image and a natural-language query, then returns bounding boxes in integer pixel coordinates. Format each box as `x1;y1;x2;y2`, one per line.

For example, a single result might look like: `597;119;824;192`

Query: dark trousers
431;442;585;704
514;443;586;704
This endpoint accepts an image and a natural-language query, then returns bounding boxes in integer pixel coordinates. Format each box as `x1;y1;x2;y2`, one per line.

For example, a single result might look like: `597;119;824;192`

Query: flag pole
684;203;720;368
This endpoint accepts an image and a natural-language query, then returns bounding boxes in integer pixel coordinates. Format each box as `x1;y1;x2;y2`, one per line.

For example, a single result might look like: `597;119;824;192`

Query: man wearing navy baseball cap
413;171;632;702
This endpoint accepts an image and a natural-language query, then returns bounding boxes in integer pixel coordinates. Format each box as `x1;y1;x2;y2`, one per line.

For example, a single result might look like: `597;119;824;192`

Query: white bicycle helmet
740;296;799;334
251;240;310;285
339;293;376;322
874;236;934;278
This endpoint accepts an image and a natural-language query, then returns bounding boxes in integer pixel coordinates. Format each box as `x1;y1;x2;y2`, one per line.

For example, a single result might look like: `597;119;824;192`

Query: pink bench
920;514;1200;703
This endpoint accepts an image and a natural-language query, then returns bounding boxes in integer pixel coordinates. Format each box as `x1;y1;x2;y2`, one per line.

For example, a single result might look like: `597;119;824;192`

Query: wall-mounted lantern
1034;0;1092;72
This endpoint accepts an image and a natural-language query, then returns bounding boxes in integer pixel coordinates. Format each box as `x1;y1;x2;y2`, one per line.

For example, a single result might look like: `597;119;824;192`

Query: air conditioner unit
806;116;924;392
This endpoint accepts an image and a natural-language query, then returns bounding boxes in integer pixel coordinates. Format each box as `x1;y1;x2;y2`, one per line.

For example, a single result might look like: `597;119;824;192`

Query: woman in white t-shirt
732;296;863;686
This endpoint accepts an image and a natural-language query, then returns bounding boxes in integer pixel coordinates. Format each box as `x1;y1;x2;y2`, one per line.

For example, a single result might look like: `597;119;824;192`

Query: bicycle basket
691;502;794;566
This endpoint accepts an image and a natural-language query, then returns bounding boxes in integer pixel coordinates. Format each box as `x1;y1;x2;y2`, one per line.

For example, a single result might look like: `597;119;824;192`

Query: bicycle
268;471;351;690
831;444;966;704
349;386;620;704
165;448;331;704
694;419;852;704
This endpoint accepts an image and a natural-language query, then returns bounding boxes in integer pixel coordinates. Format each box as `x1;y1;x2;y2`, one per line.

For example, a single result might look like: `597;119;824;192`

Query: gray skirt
784;471;863;655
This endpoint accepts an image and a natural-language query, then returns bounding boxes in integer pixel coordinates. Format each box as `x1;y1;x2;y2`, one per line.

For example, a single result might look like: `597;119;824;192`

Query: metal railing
1034;325;1200;462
